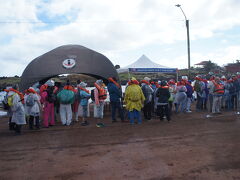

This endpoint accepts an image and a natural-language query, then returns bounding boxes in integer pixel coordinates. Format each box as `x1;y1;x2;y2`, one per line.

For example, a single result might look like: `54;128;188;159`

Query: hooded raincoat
9;91;26;125
124;84;145;111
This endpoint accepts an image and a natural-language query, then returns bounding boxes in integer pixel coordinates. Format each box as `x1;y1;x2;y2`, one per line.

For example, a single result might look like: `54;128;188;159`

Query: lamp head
175;4;181;7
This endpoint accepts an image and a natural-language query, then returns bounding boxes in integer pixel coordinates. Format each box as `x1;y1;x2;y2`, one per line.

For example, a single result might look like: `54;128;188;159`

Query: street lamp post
175;4;191;77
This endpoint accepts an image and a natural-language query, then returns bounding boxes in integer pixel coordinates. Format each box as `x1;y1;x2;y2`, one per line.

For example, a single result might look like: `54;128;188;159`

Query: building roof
194;61;209;66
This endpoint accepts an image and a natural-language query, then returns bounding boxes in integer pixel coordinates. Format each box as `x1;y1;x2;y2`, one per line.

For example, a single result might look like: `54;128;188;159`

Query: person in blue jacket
79;82;91;126
107;77;125;122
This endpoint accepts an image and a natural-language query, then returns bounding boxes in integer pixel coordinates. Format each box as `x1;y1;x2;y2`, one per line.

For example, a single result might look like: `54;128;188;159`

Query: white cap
79;82;87;88
144;77;151;81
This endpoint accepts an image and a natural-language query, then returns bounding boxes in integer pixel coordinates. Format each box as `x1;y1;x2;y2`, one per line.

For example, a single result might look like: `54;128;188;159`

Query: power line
0;19;182;24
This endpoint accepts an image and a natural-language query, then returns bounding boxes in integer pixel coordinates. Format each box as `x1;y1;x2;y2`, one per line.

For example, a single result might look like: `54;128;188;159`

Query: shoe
186;110;192;113
14;132;21;136
100;123;105;127
81;121;89;126
96;123;101;127
81;122;87;126
96;123;105;127
112;120;117;123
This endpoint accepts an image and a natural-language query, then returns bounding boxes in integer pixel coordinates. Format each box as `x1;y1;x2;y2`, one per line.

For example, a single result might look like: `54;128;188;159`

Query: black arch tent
19;45;119;91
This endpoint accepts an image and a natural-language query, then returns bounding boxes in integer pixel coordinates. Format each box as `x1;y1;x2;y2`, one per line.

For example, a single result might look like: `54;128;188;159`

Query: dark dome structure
19;45;118;91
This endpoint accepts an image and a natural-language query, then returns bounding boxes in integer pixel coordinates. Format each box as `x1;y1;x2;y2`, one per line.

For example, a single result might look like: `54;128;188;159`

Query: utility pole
176;4;191;78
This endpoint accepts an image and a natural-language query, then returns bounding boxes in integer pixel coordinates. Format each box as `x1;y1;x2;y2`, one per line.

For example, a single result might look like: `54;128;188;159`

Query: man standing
78;82;91;126
107;77;124;123
155;81;171;121
212;77;224;114
93;79;107;127
194;76;204;111
124;77;145;125
207;76;215;112
141;77;153;120
232;75;239;110
185;80;194;112
57;80;75;126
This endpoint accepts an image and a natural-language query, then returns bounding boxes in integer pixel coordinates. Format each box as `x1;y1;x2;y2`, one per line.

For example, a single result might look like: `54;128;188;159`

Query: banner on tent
128;68;178;73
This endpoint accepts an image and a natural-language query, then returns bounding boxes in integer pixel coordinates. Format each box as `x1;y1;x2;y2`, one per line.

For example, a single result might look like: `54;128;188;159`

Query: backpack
76;89;82;102
57;89;75;104
194;81;201;92
26;94;35;107
91;89;95;102
46;92;56;103
7;94;15;107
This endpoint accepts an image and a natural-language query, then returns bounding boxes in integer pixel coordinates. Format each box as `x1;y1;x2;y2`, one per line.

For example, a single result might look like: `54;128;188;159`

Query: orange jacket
108;77;120;88
63;85;75;92
212;81;224;94
94;83;107;100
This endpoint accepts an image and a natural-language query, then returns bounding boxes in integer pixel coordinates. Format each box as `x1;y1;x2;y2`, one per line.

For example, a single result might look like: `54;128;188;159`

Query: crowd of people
2;73;240;135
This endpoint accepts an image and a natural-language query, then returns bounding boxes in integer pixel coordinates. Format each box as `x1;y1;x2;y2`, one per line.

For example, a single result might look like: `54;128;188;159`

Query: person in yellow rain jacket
124;77;145;125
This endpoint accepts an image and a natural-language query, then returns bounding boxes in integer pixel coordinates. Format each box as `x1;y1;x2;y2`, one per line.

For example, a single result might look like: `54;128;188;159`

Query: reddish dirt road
0;110;240;180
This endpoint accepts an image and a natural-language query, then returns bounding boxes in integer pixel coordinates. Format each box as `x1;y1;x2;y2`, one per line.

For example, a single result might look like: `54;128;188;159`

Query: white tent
118;55;168;73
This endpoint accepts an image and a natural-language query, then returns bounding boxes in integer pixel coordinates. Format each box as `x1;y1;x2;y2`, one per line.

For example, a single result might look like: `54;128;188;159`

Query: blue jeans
175;98;187;113
129;110;142;124
82;105;88;118
96;102;104;119
208;94;213;112
111;101;124;121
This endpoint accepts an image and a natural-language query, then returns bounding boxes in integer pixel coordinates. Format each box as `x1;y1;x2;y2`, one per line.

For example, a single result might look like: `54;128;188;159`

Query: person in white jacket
8;87;26;135
25;88;42;130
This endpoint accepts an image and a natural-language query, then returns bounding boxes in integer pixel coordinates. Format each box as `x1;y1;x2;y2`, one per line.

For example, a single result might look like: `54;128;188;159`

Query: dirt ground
0;107;240;180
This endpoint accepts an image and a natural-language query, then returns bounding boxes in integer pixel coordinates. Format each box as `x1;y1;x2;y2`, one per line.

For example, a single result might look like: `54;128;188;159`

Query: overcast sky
1;0;240;76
